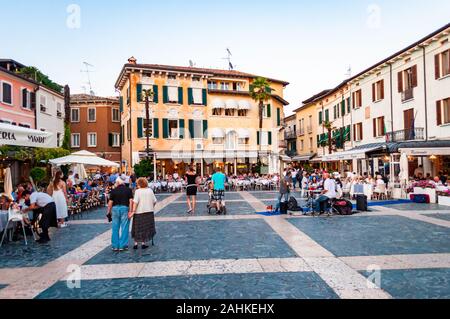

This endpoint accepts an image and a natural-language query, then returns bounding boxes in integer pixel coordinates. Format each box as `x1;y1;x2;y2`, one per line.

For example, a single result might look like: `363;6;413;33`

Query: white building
35;85;65;148
312;23;450;179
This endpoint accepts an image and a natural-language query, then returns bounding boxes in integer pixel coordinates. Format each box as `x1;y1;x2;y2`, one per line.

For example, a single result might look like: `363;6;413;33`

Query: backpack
288;196;303;212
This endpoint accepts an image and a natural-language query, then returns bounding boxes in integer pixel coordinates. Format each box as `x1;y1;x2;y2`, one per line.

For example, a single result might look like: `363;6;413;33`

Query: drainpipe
389;63;394;140
421;45;429;141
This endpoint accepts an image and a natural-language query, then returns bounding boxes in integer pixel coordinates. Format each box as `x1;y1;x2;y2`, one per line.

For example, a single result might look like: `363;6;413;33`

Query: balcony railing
286;150;298;157
386;128;424;142
297;128;305;137
284;130;297;140
401;88;414;102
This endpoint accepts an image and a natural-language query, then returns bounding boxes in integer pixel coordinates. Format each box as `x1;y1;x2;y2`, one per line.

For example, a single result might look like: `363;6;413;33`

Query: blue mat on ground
256;211;282;216
352;199;412;210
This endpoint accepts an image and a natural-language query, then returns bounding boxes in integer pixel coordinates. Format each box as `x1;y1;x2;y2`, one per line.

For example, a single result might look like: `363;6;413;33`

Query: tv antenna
81;62;95;95
222;48;234;70
345;65;352;78
189;60;196;67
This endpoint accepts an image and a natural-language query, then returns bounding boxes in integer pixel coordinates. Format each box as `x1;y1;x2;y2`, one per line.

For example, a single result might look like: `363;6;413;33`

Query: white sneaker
60;223;68;228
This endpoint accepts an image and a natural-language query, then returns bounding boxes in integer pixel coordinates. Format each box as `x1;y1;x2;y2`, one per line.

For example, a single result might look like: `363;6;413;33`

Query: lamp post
142;89;154;160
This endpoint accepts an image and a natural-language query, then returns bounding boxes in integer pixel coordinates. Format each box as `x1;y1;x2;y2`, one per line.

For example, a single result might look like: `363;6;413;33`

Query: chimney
128;56;137;65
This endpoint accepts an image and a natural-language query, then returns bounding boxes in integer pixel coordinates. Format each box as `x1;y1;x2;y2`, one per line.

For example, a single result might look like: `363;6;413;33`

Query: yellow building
114;57;289;176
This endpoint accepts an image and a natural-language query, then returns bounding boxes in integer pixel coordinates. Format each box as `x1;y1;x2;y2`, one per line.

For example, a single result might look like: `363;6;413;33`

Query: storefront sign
0;124;54;148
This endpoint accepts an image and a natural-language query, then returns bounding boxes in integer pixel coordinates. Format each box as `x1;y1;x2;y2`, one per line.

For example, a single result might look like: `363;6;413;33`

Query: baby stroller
207;187;227;215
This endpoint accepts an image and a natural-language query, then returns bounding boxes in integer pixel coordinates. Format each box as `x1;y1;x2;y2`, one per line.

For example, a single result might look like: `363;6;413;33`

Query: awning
321;146;383;162
238;100;251;110
210;128;225;138
280;155;292;162
293;154;315;161
237;128;250;138
225;99;238;109
49;150;120;167
0;123;54;148
212;99;225;109
399;147;450;156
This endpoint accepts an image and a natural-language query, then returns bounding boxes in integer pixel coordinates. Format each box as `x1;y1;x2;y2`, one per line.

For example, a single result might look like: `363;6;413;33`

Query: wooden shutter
137;117;143;138
341;100;345;116
352;92;355;108
435;54;441;79
153;118;159;138
179;119;185;138
277;108;281;126
178;87;183;104
267;104;271;117
119;96;123;113
359;124;363;141
372;83;376;102
373;118;377;137
30;92;36;110
108;133;113;147
411;65;418;87
22;89;27;108
437;100;442;125
202;89;207;106
203;120;208;139
358;90;362;107
163;86;168;103
398;71;403;93
163;119;169;138
188;119;194;139
188;88;193;105
319;111;322;124
268;131;272;145
137;84;142;102
380;80;385;100
153;85;159;103
353;125;356;141
257;131;260;145
380;117;385;135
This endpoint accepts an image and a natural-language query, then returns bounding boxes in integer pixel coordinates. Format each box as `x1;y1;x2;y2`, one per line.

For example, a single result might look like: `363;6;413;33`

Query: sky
1;0;450;114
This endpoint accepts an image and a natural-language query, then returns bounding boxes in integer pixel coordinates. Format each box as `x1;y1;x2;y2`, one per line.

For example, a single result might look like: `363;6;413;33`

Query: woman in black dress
185;166;199;214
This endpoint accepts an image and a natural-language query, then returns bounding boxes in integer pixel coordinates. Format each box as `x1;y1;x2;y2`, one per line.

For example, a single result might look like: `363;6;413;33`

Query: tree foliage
34;148;70;163
62;122;71;150
133;159;153;178
30;167;46;183
16;66;63;93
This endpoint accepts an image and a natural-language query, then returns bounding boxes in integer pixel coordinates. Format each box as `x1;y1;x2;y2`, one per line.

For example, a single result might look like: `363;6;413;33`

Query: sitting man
315;173;337;214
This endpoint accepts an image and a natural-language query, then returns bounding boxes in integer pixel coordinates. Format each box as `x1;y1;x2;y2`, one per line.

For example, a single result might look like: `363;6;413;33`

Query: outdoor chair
0;208;30;247
373;184;387;200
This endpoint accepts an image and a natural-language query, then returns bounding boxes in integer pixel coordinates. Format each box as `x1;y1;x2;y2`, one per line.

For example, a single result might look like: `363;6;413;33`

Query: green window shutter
203;120;208;138
319;111;323;124
202;89;207;106
325;110;329;122
137;84;142;102
257;131;260;145
341;101;345;116
277;108;281;126
179;119;185;139
268;131;272;145
347;97;351;113
153;85;159;103
188;119;194;139
137;117;143;138
267;104;271;117
188;88;193;105
163;86;168;104
119;96;123;113
178;87;183;104
163;119;169;138
108;133;113;147
153;118;159;138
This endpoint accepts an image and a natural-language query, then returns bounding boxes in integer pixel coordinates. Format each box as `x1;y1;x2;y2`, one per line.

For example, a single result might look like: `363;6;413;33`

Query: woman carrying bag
129;178;157;250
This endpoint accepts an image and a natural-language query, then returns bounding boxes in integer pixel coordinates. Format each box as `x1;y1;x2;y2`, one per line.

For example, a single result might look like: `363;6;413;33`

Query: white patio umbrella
49;150;120;168
399;152;409;184
75;163;88;180
4;167;13;199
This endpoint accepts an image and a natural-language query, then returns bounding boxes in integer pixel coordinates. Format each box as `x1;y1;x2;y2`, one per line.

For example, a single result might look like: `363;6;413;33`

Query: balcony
297;128;305;137
284;130;297;140
386;128;424;142
401;88;414;102
279;140;287;148
286;150;298;157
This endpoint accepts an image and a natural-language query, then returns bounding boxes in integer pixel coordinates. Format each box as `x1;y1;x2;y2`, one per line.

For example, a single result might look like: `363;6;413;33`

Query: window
87;133;97;147
324;109;329;122
353;123;363;141
309;137;313;149
225;109;235;116
140;118;153;138
126;85;131;104
71;108;80;122
112;108;120;122
121;125;125;145
318;111;323;124
40;95;47;112
208;81;218;90
300;140;304;151
192;120;203;139
127;119;131;141
437;98;450;125
1;82;12;105
213;108;222;116
56;102;62;117
373;116;385;137
398;65;417;101
435;49;450;79
88;108;96;122
238;109;247;117
71;133;80;148
259;132;272;146
298;119;305;135
168;74;177;80
238;137;250;145
212;137;224;144
372;80;385;102
220;82;230;90
225;131;237;149
19;123;31;128
168;119;179;139
308;115;313;132
112;133;120;147
352;90;362;108
57;133;61;147
21;89;31;109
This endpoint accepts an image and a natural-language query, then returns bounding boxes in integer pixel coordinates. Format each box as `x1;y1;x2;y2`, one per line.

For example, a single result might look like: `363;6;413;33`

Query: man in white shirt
22;191;57;243
315;173;337;214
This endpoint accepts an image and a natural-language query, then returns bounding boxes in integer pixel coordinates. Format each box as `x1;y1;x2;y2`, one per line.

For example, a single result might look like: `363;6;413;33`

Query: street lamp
142;88;155;160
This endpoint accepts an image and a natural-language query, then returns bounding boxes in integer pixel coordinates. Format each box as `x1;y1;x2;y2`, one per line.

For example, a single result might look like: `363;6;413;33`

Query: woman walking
47;171;69;228
107;178;133;252
129;178;157;250
185;166;199;214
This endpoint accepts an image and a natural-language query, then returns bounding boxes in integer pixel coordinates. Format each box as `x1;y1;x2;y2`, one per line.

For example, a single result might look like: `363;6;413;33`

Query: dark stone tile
85;219;296;265
360;268;450;299
424;214;450;222
0;224;110;268
288;215;450;257
36;272;338;299
157;201;256;216
384;203;450;211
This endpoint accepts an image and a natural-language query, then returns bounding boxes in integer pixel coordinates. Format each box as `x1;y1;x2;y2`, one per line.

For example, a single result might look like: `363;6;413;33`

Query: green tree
30;167;46;184
34;148;70;164
322;121;335;155
62;122;71;150
133;159;153;178
250;77;272;165
16;66;63;92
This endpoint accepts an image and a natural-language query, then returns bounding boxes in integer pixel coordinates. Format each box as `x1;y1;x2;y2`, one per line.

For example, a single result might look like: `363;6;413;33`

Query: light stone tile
72;263;145;280
138;260;192;277
340;255;410;271
396;253;450;269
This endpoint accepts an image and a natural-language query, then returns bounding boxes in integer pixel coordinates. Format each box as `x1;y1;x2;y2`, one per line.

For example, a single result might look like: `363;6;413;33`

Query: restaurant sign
0;123;54;148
